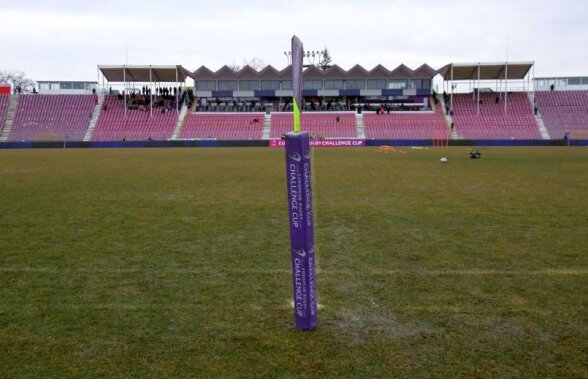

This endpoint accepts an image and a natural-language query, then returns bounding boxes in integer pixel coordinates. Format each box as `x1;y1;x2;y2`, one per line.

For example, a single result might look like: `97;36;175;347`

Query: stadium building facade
191;64;435;112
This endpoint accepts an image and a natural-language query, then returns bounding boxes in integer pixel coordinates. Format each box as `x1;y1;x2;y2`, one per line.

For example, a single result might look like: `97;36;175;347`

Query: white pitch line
0;167;47;174
96;157;124;162
0;267;586;276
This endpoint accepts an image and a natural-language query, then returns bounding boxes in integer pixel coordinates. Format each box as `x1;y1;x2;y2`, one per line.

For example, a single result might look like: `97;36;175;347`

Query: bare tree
242;57;266;71
0;71;36;94
318;48;333;70
228;60;242;72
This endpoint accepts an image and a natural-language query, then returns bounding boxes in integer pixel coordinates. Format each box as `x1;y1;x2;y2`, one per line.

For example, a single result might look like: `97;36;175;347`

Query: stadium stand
363;112;449;139
180;113;265;140
535;91;588;139
0;95;9;132
92;96;178;141
270;112;357;139
7;95;94;142
450;93;541;139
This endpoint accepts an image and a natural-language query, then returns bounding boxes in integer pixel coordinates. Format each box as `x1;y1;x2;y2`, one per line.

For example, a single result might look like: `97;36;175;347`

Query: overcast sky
1;0;586;81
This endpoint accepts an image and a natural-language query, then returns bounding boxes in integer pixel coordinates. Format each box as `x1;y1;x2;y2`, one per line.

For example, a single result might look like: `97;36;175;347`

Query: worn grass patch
0;147;587;377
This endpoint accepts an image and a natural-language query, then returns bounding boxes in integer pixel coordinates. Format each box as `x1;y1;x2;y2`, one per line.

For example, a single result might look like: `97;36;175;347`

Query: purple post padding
285;131;318;330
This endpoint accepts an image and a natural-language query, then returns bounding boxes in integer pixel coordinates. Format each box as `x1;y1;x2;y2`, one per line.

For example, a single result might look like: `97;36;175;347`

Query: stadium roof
437;62;534;81
98;65;191;83
191;64;439;81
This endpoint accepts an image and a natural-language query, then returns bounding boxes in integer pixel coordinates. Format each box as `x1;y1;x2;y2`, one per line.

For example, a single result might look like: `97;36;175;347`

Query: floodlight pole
531;62;535;109
176;67;179;115
123;66;127;118
504;62;509;116
477;63;481;116
149;66;153;118
450;64;454;113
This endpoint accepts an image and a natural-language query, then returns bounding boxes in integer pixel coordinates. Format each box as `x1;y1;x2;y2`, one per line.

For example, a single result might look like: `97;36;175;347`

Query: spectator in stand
102;101;108;111
495;96;499;104
336;115;340;123
93;94;98;105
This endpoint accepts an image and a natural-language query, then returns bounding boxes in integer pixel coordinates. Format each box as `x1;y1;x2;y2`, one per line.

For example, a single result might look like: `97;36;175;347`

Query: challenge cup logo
303;150;311;160
293;247;306;257
289;152;301;162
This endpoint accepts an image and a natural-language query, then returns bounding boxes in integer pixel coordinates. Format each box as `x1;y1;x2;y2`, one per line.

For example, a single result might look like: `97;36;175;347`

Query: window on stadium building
582;77;588;85
39;82;53;91
281;80;292;90
389;80;407;89
410;80;427;89
60;82;73;90
196;80;216;91
345;79;365;90
324;80;344;90
239;80;260;90
367;79;387;90
261;80;280;90
304;80;323;90
568;77;582;85
218;80;238;91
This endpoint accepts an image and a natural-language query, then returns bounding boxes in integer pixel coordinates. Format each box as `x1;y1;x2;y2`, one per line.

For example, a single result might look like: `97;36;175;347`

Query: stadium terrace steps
83;93;104;141
435;95;458;139
533;112;551;139
180;113;265;140
171;104;189;140
270;112;357;139
451;93;541;140
535;91;588;139
0;95;13;141
92;96;178;141
356;114;366;139
262;115;271;140
8;95;94;142
363;112;450;140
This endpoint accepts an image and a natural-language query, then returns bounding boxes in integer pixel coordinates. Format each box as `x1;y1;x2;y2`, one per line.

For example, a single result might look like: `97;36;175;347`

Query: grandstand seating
363;112;449;139
535;91;588;139
270;112;357;139
0;95;9;134
450;93;541;139
92;96;177;141
180;113;265;140
8;95;94;142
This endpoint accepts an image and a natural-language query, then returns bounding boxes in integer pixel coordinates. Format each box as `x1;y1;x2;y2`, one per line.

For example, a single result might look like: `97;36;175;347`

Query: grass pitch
1;146;587;377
